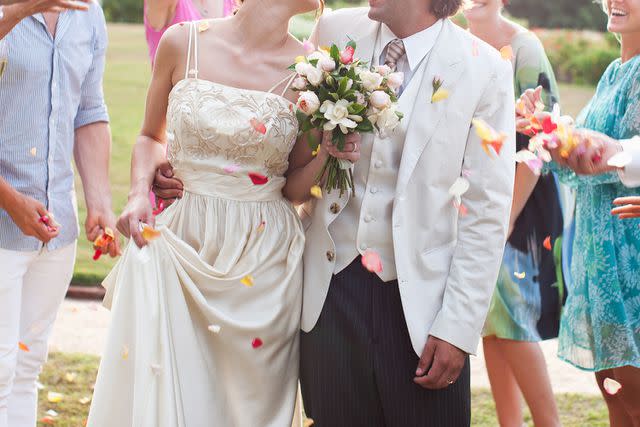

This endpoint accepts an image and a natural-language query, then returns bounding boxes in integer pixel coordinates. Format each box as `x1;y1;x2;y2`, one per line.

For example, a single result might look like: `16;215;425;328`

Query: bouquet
291;41;404;197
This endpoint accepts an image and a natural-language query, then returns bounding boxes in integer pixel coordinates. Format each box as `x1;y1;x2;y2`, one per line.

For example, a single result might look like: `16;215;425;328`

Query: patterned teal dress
556;55;640;371
483;32;568;342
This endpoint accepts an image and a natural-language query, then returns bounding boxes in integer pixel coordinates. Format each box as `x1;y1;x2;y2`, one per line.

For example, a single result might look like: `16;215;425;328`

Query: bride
85;0;336;425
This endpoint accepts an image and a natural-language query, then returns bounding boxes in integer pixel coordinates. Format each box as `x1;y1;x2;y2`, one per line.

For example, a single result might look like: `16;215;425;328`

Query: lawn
72;21;598;284
37;352;608;426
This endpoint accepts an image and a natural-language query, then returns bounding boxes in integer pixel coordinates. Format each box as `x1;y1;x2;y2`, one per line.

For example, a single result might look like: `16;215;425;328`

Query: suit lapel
353;20;381;68
395;20;467;196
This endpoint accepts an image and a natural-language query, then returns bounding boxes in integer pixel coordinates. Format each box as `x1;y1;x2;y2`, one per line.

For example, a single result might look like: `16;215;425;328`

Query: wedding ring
351;143;358;153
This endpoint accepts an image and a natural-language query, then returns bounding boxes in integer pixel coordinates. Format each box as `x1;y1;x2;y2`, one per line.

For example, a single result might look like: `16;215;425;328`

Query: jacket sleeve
429;59;516;355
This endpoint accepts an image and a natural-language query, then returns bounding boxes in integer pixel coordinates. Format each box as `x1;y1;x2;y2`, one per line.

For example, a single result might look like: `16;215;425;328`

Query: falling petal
79;396;92;405
257;221;266;233
608;151;633;168
361;249;383;273
250;118;267;135
64;372;77;383
473;119;507;158
121;345;129;360
18;342;30;352
45;410;59;417
310;185;323;199
249;173;269;185
603;378;622;395
252;338;263;349
30;147;37;156
208;324;221;334
448;177;470;199
39;416;55;425
47;391;63;403
471;40;479;57
311;149;318;157
458;203;468;217
152;199;165;216
302;38;315;54
431;88;449;103
241;275;254;287
500;45;513;61
304;419;315;427
543;236;552;251
151;363;161;375
198;20;210;32
141;225;161;242
514;271;526;279
36;381;45;390
462;168;472;178
223;164;240;174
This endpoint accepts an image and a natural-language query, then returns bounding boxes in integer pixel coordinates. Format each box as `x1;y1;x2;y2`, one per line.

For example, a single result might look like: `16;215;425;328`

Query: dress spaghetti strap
267;73;297;98
184;21;199;80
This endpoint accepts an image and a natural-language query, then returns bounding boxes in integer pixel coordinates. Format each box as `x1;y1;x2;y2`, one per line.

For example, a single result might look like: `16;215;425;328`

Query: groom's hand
414;335;466;390
152;162;183;206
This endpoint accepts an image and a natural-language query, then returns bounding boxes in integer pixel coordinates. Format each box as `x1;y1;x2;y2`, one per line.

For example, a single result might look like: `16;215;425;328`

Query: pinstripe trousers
300;258;470;427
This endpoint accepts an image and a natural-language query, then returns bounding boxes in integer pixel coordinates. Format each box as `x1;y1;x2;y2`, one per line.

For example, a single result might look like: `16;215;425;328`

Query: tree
506;0;608;31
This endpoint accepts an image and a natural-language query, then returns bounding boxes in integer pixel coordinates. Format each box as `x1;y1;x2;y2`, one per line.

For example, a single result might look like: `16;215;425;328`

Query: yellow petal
141;225;161;242
198;20;210;32
311;149;319;157
241;275;254;287
121;345;129;360
310;185;323;199
500;45;513;61
295;55;306;64
64;372;77;383
257;221;266;233
472;118;494;142
30;147;37;156
79;396;92;405
47;391;64;403
514;271;526;279
431;88;449;103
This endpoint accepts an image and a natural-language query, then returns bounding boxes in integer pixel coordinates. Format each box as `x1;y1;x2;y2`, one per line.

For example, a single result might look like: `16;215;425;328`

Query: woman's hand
318;131;361;163
515;86;543;135
116;193;155;248
612;197;640;219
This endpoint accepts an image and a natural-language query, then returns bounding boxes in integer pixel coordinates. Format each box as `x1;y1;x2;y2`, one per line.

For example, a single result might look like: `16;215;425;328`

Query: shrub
102;0;144;23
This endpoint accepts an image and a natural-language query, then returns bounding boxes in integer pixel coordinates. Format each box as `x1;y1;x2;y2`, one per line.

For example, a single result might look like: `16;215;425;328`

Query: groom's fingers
415;338;436;377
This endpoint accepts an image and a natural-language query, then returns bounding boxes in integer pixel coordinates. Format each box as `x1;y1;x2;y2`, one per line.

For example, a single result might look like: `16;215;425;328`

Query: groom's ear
429;0;464;19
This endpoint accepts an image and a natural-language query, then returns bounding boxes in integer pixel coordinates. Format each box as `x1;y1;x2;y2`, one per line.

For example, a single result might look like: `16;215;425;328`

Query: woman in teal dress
530;1;640;424
465;1;569;426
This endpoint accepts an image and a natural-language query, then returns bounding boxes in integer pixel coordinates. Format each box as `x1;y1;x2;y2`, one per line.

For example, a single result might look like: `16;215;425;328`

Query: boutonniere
431;76;449;103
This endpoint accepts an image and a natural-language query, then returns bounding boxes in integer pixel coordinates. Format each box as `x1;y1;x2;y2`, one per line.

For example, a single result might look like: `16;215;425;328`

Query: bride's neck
232;2;292;49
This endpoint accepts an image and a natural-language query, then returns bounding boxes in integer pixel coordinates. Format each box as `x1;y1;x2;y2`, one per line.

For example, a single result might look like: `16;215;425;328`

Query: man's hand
86;209;121;257
16;0;88;16
152;162;183;206
414;335;467;390
612;197;640;219
5;192;59;243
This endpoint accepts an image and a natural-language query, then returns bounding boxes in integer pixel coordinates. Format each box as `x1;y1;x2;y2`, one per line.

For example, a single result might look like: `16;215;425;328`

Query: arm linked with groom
297;1;515;424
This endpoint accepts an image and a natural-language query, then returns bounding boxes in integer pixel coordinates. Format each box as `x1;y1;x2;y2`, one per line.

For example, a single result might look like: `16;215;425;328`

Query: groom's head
368;0;463;35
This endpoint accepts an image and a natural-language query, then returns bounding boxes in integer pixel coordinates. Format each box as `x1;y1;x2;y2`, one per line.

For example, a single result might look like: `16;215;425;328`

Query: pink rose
340;46;355;65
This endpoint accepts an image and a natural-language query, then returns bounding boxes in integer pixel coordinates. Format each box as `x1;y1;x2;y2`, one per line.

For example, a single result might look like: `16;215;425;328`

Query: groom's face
368;0;427;24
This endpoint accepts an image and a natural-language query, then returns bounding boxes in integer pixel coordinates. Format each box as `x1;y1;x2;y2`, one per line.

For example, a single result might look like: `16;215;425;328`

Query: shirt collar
380;19;444;72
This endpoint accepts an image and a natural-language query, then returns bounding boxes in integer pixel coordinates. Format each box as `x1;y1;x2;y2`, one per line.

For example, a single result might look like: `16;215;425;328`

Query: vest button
374;160;383;169
326;251;335;262
330;203;340;214
370;187;379;194
364;214;373;223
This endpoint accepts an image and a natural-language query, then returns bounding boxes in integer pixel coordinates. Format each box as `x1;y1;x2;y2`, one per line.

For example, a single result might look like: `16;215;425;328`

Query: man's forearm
0;175;19;211
0;0;29;6
0;3;28;40
74;122;113;214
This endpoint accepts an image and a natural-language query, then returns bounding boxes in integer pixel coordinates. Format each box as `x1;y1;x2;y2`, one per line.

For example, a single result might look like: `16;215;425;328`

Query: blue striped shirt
0;4;109;251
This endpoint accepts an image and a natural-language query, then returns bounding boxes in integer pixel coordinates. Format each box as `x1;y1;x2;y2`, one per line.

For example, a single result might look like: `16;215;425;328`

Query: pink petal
224;164;240;174
361;249;383;273
603;378;622;395
252;338;263;349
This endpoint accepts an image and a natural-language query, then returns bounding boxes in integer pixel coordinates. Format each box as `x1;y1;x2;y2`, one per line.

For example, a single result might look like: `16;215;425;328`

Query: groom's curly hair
430;0;465;19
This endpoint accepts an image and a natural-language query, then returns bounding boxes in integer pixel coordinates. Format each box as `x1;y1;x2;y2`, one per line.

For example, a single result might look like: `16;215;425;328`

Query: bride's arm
116;25;185;247
283;131;360;205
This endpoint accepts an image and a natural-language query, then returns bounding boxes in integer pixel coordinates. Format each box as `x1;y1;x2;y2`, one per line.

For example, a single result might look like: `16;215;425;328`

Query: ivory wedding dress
87;22;304;427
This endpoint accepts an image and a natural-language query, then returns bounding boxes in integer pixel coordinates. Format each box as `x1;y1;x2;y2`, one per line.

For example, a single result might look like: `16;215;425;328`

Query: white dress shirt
330;20;444;281
618;136;640;187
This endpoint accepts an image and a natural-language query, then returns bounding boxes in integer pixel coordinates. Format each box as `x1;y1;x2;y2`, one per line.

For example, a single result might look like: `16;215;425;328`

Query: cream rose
387;72;404;91
292;76;307;91
369;106;400;137
376;65;392;76
306;66;324;87
318;56;336;72
359;70;384;92
297;91;321;116
369;90;391;109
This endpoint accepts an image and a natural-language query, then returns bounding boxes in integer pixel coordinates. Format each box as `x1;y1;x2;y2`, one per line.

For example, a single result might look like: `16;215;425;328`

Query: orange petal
257;221;266;233
543;236;552;251
603;378;622;395
18;341;30;352
500;45;513;61
141;225;161;242
39;416;55;425
30;147;37;156
250;118;267;135
240;275;254;287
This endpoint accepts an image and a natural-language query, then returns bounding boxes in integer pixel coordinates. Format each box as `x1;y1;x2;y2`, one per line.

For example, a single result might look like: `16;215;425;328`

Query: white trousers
0;243;76;427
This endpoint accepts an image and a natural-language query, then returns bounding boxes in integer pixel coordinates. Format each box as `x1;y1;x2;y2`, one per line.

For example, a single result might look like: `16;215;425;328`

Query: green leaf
288;64;297;71
338;77;349;96
348;103;366;115
346;40;357;50
356;119;374;133
333;130;346;151
309;59;319;67
330;92;339;101
330;44;340;62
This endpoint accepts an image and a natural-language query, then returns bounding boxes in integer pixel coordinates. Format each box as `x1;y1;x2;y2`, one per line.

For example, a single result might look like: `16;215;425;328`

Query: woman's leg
595;369;634;427
495;338;560;427
483;336;523;427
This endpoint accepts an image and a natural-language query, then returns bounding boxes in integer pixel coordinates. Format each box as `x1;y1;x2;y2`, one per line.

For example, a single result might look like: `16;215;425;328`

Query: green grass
71;22;598;284
37;352;608;426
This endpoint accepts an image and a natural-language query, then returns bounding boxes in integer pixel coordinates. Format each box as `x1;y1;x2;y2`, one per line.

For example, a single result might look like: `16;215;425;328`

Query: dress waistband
175;169;286;202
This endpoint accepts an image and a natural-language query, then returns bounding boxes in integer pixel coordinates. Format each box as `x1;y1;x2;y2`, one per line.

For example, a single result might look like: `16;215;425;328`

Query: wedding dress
87;21;304;427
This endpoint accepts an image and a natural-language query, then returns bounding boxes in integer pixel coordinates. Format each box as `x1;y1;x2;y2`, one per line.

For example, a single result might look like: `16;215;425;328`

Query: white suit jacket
300;7;516;356
619;137;640;187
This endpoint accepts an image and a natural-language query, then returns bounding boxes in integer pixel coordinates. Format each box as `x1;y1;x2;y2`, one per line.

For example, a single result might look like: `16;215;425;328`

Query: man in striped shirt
0;1;119;426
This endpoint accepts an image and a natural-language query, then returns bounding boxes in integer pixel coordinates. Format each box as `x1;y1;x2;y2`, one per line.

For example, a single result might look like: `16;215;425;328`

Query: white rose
369;90;391;109
297;91;321;116
295;62;311;76
387;72;404;91
306;66;324;87
307;51;324;62
359;70;384;92
318;56;336;72
369;106;400;137
320;99;361;134
292;76;307;90
376;65;392;76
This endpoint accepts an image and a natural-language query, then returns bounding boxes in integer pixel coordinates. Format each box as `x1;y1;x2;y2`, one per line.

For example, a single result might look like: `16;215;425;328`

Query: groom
297;0;515;425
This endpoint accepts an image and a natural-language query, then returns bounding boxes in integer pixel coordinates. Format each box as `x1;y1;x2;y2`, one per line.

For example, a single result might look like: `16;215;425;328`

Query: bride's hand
116;193;155;248
320;131;361;163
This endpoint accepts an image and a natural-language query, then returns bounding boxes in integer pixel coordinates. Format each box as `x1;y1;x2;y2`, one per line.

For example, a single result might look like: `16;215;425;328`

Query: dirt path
49;299;601;395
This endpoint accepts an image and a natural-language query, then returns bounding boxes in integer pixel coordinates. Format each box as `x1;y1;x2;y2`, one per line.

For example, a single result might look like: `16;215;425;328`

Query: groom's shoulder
316;6;372;34
446;22;504;67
